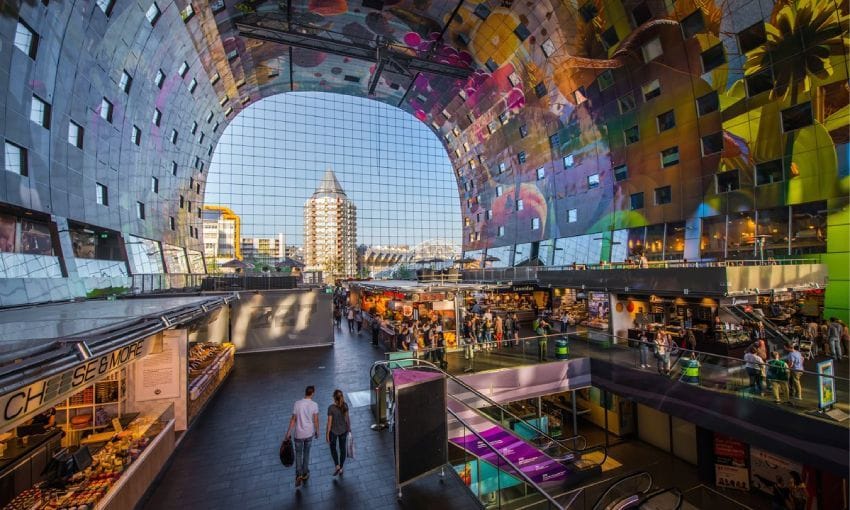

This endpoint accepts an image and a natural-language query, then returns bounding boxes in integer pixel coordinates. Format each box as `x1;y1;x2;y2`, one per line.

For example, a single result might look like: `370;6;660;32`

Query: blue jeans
294;438;313;478
829;338;843;359
639;344;650;366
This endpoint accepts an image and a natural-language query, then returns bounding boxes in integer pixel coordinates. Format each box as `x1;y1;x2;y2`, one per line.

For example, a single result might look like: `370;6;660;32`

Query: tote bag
346;432;355;460
280;437;294;467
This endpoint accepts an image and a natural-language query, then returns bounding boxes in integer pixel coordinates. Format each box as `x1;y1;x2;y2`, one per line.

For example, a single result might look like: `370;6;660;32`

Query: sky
205;92;461;249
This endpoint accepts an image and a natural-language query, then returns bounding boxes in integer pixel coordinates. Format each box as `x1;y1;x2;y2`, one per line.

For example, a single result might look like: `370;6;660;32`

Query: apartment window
568;209;578;223
549;132;560;150
641;37;663;62
597;70;614;91
14;20;38;59
179;195;185;208
198;132;205;145
614;164;628;181
563;154;575;168
171;161;178;176
486;209;493;220
655;186;672;205
531;217;541;230
487;120;498;134
213;122;220;133
746;69;773;97
131;125;141;145
514;23;531;42
496;186;503;197
541;39;556;58
498;162;507;174
118;71;134;95
190;177;195;189
169;216;175;230
618;93;636;113
534;82;547;98
188;78;197;94
188;201;192;213
219;95;230;107
30;95;51;128
587;173;600;189
574;86;588;104
681;10;705;39
146;3;161;26
701;44;726;72
781;102;812;132
100;98;113;123
198;161;205;173
207;144;213;156
519;125;528;138
657;110;676;132
68;121;83;148
4;142;27;176
206;111;214;123
701;132;723;155
180;3;195;21
660;146;680;168
194;156;202;169
756;159;784;185
513;200;523;212
210;73;221;87
96;0;115;15
579;1;598;21
717;170;740;192
632;2;652;26
463;142;470;153
624;125;640;145
737;22;766;54
151;176;159;193
178;61;189;78
630;192;645;210
517;151;527;164
642;79;661;101
96;182;108;205
190;121;198;135
136;202;146;220
498;226;505;237
600;26;619;49
155;69;165;89
498;112;509;125
170;129;178;144
536;167;545;180
696;91;719;116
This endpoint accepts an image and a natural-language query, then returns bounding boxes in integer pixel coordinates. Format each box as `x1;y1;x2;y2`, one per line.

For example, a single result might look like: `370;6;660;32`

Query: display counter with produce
187;342;235;424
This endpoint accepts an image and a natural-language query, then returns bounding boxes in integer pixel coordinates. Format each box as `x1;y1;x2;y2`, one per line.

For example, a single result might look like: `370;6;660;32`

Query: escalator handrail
637;487;684;510
720;305;792;345
591;471;654;510
446;406;566;510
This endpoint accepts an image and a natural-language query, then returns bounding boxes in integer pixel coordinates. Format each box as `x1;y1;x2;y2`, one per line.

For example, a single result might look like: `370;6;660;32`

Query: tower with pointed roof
303;169;357;281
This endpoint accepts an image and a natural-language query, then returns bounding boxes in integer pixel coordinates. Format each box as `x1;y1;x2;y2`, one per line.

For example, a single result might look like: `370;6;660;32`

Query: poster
750;447;808;508
20;220;52;255
715;465;750;491
714;433;749;491
135;332;181;401
817;359;836;409
0;214;16;252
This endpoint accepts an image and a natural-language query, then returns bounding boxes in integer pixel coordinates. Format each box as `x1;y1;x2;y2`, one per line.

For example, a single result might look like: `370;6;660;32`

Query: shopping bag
346;432;355;460
280;437;294;467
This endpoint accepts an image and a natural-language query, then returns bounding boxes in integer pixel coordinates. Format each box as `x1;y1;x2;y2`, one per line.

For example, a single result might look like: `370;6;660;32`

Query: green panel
824;279;850;323
826;224;850;251
821;253;850;281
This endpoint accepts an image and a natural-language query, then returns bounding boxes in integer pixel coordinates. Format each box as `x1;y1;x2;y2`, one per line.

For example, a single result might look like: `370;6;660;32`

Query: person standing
511;312;521;348
784;343;804;400
326;389;351;477
654;329;671;375
494;315;504;349
285;386;320;487
841;321;849;360
806;319;819;356
827;317;843;360
355;308;363;334
639;329;651;368
346;307;355;333
766;351;790;404
560;312;569;334
503;314;514;348
534;317;550;362
371;316;381;347
744;347;765;395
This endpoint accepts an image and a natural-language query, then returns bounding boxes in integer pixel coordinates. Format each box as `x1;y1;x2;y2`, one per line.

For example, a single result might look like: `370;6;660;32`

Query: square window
517;151;527;164
716;169;740;192
146;3;161;26
519;124;528;138
170;129;178;144
131;125;141;145
660;146;680;167
496;186;503;197
169;216;175;230
514;24;531;42
756;159;784;185
618;93;636;113
745;69;773;97
737;22;766;54
226;49;239;61
100;98;113;123
181;3;195;22
178;61;189;77
549;132;560;150
536;167;545;180
97;0;115;15
655;186;672;205
579;1;598;22
656;110;675;132
14;20;38;59
568;209;578;223
642;79;661;101
701;132;723;155
696;91;719;116
96;182;108;205
30;95;51;128
541;39;556;57
630;192;645;210
188;78;197;93
781;102;812;132
517;199;524;211
534;82;547;98
587;173;600;189
563;154;575;167
473;3;490;19
498;112;509;125
155;69;165;88
487;120;498;134
151;176;159;193
136;201;146;219
614;164;628;181
701;44;726;72
601;26;619;49
498;226;505;237
485;58;499;73
119;71;133;93
597;70;614;91
171;161;178;176
641;37;663;62
210;72;221;85
68;121;83;148
498;162;507;174
624;125;640;144
508;72;521;87
153;108;162;126
681;10;705;39
632;2;652;26
531;217;540;230
4;142;27;176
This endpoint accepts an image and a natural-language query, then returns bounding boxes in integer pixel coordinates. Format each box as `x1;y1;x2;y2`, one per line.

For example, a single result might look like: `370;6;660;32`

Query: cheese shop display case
1;403;175;510
55;370;126;448
187;342;235;424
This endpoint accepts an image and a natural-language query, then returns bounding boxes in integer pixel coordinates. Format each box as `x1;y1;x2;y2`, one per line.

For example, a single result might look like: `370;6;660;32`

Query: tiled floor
141;324;480;510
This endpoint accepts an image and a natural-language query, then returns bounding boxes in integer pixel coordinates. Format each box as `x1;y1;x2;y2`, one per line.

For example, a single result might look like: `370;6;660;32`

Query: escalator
719;305;792;347
591;472;690;510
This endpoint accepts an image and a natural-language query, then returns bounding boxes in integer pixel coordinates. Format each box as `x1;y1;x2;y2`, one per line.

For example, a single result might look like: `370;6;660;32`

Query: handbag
279;437;294;467
346;431;355;460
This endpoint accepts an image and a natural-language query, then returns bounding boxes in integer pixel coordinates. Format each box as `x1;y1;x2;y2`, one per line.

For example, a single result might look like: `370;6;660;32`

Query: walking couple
285;386;352;488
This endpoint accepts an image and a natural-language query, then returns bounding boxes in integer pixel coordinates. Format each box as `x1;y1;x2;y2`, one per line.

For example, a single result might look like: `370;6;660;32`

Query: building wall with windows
303;170;357;281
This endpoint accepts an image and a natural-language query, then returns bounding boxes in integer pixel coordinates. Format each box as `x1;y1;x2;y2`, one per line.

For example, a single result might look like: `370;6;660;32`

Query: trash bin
556;337;569;359
680;357;700;385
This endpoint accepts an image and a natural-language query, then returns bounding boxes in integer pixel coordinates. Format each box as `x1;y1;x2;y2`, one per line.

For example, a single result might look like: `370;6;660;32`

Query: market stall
468;284;550;325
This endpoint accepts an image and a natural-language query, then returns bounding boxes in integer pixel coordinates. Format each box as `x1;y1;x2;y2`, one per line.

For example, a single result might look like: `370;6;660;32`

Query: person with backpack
326;389;351;477
766;351;790;404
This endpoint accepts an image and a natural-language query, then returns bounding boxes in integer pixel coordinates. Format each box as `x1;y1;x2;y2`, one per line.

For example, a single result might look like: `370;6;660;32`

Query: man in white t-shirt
285;385;320;487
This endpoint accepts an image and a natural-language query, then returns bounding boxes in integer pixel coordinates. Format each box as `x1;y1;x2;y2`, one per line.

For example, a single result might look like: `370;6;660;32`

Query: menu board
135;332;181;401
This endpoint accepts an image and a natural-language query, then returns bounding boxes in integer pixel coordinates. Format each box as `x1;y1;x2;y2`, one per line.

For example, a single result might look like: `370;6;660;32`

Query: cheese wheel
71;414;92;425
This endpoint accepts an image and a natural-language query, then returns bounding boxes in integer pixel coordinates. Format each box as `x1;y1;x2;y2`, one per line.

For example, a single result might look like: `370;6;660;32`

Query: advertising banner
817;359;836;409
715;465;750;491
714;433;749;491
750;447;807;508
